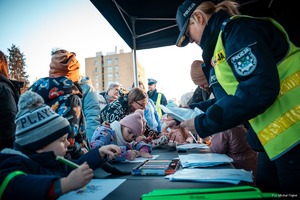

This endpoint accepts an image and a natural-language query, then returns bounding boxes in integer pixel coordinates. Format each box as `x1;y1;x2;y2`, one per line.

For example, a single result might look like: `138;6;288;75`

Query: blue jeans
256;143;300;196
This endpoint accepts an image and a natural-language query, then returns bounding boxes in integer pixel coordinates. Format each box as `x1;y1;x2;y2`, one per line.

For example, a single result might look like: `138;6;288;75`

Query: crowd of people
0;0;299;198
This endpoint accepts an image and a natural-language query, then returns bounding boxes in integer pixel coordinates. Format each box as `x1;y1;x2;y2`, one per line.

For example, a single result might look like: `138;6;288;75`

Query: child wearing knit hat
91;109;153;161
0;91;122;199
29;48;101;159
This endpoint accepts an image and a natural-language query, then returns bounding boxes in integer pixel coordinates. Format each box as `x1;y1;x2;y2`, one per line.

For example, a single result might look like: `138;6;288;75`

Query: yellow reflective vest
213;16;300;161
156;93;162;119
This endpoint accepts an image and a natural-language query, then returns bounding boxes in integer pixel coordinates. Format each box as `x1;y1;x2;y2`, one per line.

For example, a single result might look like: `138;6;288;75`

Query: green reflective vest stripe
0;171;26;198
156;93;162;119
213;15;300;161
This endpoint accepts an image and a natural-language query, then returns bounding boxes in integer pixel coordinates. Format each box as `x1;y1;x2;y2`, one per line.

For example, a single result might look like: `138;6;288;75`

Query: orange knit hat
49;49;80;82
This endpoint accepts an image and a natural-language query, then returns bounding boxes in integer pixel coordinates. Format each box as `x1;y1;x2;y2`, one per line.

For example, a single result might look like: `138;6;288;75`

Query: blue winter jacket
79;76;101;141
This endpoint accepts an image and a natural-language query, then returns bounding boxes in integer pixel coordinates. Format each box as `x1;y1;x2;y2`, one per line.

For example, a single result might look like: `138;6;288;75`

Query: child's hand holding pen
126;150;140;160
60;162;93;194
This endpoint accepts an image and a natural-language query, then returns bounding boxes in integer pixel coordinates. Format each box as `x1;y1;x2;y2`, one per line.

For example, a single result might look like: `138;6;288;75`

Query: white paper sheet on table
58;179;126;200
179;153;233;168
123;154;159;163
168;168;253;185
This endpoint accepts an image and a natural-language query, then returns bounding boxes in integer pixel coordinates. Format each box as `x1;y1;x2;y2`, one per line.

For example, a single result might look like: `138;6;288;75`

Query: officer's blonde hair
190;0;240;25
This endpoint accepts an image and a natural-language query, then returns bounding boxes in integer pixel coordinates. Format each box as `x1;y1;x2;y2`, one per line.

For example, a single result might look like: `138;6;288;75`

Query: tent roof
90;0;299;50
91;0;183;50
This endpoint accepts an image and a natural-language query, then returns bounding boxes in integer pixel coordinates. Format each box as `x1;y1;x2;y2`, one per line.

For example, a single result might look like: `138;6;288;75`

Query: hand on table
99;144;122;160
140;151;153;158
126;150;140;160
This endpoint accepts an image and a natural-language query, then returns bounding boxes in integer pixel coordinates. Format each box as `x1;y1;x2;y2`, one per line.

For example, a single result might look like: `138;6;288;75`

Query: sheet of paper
159;105;203;122
168;168;253;185
179;153;233;168
123;154;159;163
58;179;126;200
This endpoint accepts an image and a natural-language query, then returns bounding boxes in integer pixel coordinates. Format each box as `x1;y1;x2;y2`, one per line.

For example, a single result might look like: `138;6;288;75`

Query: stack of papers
168;168;253;185
176;143;209;151
179;153;233;168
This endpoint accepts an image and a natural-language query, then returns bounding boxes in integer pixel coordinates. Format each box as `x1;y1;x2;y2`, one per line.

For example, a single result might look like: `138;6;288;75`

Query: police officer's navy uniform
195;10;300;194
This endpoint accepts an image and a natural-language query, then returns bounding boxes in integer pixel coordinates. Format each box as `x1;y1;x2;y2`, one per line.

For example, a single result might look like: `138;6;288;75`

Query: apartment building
85;47;146;93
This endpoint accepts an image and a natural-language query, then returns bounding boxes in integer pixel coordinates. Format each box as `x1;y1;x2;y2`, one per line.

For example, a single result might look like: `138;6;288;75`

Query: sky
0;0;203;101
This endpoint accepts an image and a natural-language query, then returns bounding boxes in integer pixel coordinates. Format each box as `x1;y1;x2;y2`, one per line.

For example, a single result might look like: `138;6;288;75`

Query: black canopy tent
90;0;299;86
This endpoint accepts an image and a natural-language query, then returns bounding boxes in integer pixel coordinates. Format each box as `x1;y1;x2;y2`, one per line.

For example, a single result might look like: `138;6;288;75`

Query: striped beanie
15;91;71;152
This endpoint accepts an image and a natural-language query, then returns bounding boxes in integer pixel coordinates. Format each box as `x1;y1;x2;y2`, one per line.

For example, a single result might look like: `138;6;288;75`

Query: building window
95;67;98;72
107;59;112;65
95;60;99;65
114;58;118;64
107;66;113;72
115;66;118;71
107;73;113;78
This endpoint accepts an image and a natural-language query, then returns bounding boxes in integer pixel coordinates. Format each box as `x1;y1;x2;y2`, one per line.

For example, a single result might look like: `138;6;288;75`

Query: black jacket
0;75;19;150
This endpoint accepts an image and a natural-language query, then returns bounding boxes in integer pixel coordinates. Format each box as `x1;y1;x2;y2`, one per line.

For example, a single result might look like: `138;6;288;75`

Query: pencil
188;131;198;143
56;156;80;169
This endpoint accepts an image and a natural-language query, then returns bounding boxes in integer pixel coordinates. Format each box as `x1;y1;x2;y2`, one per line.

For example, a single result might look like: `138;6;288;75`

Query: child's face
121;126;137;142
37;133;69;156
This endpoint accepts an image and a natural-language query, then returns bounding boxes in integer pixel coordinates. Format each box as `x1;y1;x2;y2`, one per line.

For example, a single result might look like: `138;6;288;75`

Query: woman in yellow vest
176;0;300;195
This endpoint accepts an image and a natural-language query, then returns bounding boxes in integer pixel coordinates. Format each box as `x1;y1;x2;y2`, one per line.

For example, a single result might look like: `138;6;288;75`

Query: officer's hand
180;118;196;134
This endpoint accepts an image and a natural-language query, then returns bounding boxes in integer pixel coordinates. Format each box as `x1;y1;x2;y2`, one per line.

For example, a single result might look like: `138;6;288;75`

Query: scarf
110;121;127;146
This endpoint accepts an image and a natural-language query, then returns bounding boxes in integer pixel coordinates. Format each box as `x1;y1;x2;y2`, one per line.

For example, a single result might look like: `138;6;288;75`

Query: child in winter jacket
29;49;90;159
0;91;121;200
159;114;195;144
91;109;153;160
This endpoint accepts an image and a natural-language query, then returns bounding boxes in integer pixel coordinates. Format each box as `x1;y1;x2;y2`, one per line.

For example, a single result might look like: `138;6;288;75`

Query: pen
56;156;80;169
188;131;198;143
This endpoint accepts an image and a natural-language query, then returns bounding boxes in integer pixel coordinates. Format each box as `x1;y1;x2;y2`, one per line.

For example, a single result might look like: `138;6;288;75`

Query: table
93;146;247;200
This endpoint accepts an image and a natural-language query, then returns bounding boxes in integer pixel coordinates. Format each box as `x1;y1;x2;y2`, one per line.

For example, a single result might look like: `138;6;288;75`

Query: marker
56;156;80;169
188;131;198;143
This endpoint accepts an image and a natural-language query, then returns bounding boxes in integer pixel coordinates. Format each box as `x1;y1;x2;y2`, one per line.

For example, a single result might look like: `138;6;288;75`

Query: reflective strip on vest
213;15;300;161
156;93;162;118
0;171;26;198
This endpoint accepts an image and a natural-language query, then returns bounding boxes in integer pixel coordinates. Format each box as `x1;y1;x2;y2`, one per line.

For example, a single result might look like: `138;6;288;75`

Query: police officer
147;78;167;119
176;0;300;195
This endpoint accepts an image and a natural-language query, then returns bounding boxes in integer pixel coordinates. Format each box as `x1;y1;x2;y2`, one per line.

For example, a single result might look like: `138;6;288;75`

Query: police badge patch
231;47;257;76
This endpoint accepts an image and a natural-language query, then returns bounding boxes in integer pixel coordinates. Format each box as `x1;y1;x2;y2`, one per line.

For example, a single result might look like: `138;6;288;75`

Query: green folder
141;186;278;200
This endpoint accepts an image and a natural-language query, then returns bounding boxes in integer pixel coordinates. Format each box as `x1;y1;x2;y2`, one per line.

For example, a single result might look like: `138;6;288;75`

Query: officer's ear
192;12;206;26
